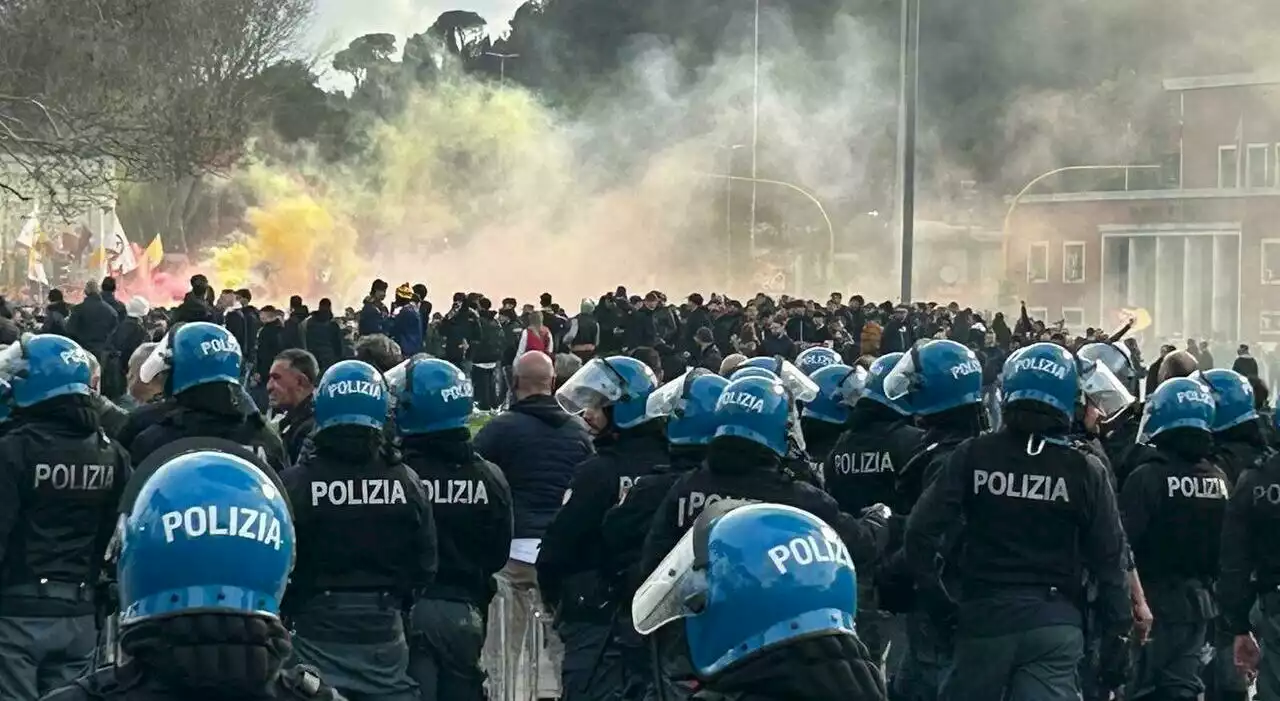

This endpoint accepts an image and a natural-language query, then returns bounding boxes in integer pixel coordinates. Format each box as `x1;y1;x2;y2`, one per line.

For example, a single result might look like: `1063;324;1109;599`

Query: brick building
1005;72;1280;346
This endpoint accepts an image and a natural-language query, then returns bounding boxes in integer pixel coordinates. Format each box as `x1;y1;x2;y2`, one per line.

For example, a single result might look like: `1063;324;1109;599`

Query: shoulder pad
279;664;327;698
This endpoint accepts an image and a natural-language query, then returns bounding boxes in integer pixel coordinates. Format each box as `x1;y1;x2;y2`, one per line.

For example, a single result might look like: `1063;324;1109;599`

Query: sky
307;0;525;86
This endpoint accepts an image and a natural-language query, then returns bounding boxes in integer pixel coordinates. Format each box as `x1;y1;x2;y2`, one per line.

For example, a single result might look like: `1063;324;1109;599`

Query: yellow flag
145;235;164;268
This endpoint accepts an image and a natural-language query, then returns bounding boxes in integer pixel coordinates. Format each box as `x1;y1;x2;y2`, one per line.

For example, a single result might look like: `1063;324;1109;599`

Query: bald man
1158;350;1199;384
473;350;593;700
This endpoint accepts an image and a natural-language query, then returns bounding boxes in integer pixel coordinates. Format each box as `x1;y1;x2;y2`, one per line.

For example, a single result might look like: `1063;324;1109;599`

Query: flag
145;234;164;268
106;212;137;276
26;245;47;285
16;200;38;248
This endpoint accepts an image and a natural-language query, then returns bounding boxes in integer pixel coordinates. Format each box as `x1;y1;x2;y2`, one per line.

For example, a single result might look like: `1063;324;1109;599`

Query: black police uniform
128;385;286;473
401;430;513;701
1220;450;1280;700
536;424;670;701
281;428;437;701
905;430;1131;701
1120;444;1229;700
822;401;922;675
0;397;131;701
797;416;846;486
686;636;888;701
600;445;705;701
640;438;887;579
1206;423;1273;701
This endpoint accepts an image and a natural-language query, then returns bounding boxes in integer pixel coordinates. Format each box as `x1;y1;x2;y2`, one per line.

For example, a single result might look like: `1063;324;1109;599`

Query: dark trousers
0;614;96;701
288;592;420;701
471;365;499;411
942;624;1082;701
408;598;486;701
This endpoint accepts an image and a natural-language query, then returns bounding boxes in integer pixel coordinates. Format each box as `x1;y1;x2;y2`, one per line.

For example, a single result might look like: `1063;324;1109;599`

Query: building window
1062;242;1086;283
1219;145;1239;188
1027;242;1049;283
1061;307;1085;333
1262;311;1280;336
1263;239;1280;285
1248;144;1270;187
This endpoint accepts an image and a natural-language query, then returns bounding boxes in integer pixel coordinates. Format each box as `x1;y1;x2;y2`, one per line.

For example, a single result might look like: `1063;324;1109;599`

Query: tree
332;33;398;89
427;11;492;68
0;0;314;220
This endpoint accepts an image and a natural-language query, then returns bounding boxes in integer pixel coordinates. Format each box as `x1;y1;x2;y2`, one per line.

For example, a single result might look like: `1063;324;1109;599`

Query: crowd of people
1;271;1279;701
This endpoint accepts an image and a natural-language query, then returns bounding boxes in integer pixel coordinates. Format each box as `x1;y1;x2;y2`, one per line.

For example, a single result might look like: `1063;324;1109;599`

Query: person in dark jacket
100;276;127;318
691;326;723;372
106;296;150;400
172;274;216;324
253;306;285;409
440;292;481;371
390;285;424;357
472;351;594;683
267;349;319;467
280;297;308;351
68;279;119;364
41;289;72;336
359;279;390;336
300;298;345;373
681;293;712;356
1233;344;1261;378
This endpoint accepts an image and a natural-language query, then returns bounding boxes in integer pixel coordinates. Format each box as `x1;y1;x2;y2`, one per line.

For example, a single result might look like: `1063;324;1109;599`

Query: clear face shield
0;338;29;386
645;368;709;420
1080;359;1136;424
138;331;173;385
835;366;870;407
882;348;920;402
632;523;706;635
384;357;415;409
774;360;819;403
556;358;628;416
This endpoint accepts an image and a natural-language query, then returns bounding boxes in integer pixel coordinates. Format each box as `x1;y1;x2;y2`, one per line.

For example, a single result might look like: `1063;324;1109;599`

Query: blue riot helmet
1138;376;1215;444
385;355;474;435
802;364;869;425
556;356;659;429
739;356;783;373
632;502;857;678
1199;368;1258;433
1077;341;1139;394
0;334;93;408
139;321;241;395
117;449;295;624
864;352;911;415
795;346;841;377
735;357;818;404
1000;342;1080;421
730;366;778;382
712;375;792;456
646;369;730;446
313;360;390;432
882;339;982;416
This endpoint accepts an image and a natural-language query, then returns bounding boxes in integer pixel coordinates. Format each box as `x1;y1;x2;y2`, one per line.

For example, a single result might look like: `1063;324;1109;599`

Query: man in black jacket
68;281;119;388
266;349;319;466
100;277;127;318
300;298;345;373
472;351;594;700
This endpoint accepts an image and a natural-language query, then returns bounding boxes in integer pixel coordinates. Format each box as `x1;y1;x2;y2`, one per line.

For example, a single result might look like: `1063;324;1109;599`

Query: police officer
877;339;986;701
1121;376;1229;701
1078;341;1145;488
0;335;131;700
631;502;888;701
904;342;1133;700
129;322;286;472
538;355;665;701
1219;422;1280;698
822;352;922;676
388;357;513;701
280;360;436;701
41;448;345;701
798;364;866;471
639;374;889;581
1198;368;1268;701
730;360;824;488
601;368;729;701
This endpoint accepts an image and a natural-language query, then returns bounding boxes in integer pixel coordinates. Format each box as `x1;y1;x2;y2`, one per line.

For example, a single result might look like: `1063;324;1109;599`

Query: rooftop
1163;72;1280;92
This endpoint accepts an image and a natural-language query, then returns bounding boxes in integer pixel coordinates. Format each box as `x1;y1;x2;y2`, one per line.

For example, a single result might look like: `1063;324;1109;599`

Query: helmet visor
384;357;412;395
0;338;28;383
1080;359;1135;422
836;366;870;407
138;332;172;385
632;528;705;635
556;358;626;415
646;369;701;420
882;351;919;402
776;360;820;403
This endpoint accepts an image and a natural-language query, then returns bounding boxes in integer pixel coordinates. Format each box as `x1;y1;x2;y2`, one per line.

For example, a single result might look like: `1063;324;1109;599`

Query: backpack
524;327;551;355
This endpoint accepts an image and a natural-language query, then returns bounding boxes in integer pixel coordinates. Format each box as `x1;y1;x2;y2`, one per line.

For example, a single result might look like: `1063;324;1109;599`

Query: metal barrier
482;575;561;701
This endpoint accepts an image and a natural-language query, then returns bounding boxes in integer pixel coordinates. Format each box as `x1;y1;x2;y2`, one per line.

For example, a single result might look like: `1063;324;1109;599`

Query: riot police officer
822;352;922;676
876;339;987;701
639;374;889;579
1122;376;1229;701
281;360;436;701
601;368;729;701
729;360;824;488
129;322;286;472
0;335;131;700
1200;368;1268;701
632;501;888;701
388;357;513;701
42;448;345;701
798;363;867;471
904;342;1133;700
1077;341;1145;488
538;355;665;701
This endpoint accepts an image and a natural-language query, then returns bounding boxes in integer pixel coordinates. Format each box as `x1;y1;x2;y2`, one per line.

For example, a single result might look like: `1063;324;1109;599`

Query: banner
26;245;47;285
106;212;137;276
144;234;164;268
16;200;39;248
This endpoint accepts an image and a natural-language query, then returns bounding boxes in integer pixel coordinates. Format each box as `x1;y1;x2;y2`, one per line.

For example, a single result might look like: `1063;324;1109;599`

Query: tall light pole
748;0;760;259
484;52;520;83
895;0;921;303
716;144;745;289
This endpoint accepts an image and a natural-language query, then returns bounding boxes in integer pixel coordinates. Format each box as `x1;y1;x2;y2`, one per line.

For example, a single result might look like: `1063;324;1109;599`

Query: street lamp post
895;0;921;304
483;52;520;83
716;144;745;290
749;0;760;260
